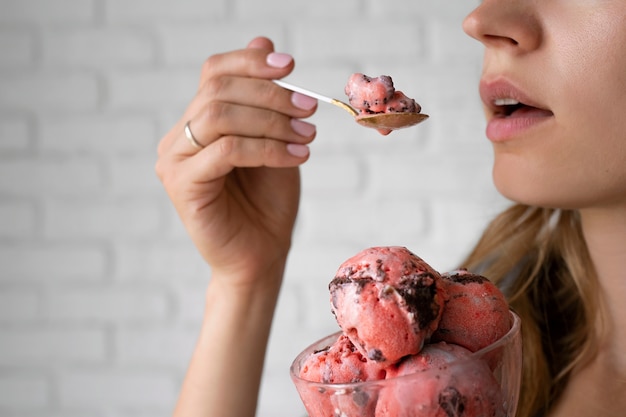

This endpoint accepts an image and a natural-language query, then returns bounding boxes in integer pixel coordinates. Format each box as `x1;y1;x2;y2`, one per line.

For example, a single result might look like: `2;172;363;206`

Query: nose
463;0;542;53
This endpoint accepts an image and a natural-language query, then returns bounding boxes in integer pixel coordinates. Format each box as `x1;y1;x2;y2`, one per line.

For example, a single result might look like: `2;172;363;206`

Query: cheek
558;76;626;207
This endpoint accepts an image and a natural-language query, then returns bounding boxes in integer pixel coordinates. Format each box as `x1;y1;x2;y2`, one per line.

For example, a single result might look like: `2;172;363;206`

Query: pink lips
480;79;553;142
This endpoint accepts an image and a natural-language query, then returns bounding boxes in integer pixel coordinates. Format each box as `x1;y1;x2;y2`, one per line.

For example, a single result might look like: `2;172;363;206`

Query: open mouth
494;98;523;116
492;98;553;118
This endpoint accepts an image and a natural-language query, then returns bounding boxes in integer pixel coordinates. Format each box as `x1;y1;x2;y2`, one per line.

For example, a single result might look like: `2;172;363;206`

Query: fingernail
286;143;310;157
291;118;316;137
291;92;317;110
266;52;293;68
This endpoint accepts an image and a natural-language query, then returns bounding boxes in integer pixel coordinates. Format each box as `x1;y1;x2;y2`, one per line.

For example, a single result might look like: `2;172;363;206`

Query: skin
155;37;317;416
465;0;626;211
156;1;626;416
464;1;626;416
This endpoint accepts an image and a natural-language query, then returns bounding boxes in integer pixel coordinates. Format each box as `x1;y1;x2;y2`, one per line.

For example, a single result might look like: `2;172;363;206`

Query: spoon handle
273;80;358;116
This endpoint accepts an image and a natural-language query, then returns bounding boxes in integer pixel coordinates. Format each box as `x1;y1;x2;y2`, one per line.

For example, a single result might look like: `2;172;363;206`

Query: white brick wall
0;0;512;416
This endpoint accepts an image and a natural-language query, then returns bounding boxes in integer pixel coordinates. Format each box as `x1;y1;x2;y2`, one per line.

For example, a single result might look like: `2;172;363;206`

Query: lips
480;79;553;141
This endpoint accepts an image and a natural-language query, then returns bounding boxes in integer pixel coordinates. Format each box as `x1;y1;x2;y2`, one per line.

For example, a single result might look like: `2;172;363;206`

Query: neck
579;203;626;369
548;204;626;417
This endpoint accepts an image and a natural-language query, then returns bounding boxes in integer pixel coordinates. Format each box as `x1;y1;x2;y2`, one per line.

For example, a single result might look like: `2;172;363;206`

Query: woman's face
463;0;626;210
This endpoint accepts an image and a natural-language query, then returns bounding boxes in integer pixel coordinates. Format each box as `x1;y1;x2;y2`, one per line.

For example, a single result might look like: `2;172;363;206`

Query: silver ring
184;121;204;149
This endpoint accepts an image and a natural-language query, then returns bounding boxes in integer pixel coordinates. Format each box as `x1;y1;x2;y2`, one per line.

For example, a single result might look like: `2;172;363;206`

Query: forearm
173;265;284;417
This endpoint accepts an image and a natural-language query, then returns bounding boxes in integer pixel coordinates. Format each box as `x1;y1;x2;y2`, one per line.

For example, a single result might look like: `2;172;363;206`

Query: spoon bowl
274;80;428;131
356;112;429;130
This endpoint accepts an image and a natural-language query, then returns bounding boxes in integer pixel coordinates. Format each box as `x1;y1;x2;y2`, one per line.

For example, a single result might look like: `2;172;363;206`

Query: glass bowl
291;310;522;417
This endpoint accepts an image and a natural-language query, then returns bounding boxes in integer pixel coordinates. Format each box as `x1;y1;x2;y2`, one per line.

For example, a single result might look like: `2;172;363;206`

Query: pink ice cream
297;334;386;416
299;334;387;384
329;246;446;364
295;247;513;417
344;73;421;115
432;270;511;354
377;342;505;417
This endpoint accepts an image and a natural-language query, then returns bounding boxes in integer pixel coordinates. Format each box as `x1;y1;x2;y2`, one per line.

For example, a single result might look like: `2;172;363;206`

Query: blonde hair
461;204;602;417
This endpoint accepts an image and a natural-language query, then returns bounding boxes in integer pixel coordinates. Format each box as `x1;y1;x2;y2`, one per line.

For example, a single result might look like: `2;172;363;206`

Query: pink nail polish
291;92;318;110
291;119;316;137
286;143;310;157
266;52;293;68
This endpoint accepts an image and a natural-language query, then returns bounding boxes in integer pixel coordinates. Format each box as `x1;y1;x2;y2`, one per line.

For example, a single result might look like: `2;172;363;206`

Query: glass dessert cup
290;310;522;417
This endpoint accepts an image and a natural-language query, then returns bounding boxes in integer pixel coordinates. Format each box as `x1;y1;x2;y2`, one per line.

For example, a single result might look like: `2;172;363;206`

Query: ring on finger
184;121;204;149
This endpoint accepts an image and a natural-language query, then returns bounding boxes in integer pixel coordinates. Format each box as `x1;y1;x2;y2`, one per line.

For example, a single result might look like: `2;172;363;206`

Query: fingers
184;135;312;182
199;75;317;121
198;43;294;91
159;74;317;156
156;132;311;204
169;98;316;157
157;36;318;188
187;46;295;128
157;34;317;154
247;36;274;50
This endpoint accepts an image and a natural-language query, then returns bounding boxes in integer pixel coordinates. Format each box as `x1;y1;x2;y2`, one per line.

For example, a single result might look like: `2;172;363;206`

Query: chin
493;173;604;211
492;164;572;210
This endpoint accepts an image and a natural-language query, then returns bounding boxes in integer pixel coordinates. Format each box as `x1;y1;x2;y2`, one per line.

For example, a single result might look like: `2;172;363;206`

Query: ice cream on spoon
344;73;428;134
274;73;428;135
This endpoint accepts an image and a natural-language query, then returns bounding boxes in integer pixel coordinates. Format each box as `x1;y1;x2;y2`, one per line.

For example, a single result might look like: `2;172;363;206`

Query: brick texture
0;1;512;416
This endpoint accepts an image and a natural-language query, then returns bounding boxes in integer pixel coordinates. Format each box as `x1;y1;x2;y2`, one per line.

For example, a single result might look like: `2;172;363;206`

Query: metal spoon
274;80;429;131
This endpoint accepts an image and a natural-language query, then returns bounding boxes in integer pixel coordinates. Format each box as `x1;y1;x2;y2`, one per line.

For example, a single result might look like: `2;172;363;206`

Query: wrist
209;255;285;293
202;258;286;331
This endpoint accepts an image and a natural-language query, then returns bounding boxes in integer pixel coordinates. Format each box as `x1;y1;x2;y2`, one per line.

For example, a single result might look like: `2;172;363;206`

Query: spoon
274;80;429;131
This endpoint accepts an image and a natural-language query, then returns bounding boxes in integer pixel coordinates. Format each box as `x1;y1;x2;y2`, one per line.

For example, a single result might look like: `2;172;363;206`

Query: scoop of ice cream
432;269;511;356
377;342;505;417
329;246;447;364
344;73;421;114
299;334;386;384
297;334;385;417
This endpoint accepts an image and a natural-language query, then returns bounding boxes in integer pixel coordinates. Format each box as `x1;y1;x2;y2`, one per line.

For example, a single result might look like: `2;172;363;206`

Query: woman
155;0;626;416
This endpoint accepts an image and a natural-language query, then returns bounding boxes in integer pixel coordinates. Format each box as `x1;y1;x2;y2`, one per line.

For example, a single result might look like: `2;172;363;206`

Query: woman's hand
155;37;317;286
